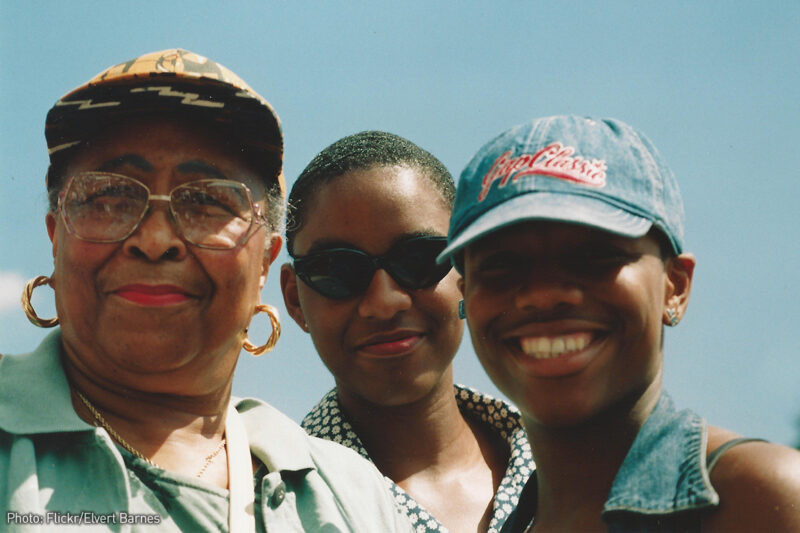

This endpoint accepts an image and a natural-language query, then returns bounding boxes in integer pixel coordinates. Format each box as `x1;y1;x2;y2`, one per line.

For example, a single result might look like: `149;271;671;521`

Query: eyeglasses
291;236;452;299
58;172;267;249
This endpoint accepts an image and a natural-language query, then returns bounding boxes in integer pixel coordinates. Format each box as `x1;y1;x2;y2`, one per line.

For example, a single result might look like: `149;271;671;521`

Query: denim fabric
501;393;719;533
601;393;719;532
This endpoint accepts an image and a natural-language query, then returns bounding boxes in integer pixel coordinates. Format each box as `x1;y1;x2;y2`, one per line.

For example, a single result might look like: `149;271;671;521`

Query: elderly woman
439;115;800;532
0;49;410;533
281;131;533;533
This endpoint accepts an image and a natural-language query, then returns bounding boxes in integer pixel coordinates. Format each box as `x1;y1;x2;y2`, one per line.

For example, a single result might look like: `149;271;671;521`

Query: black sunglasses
291;235;452;299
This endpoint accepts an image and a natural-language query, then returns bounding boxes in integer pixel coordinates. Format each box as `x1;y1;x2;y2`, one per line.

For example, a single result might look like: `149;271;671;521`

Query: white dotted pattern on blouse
302;385;534;533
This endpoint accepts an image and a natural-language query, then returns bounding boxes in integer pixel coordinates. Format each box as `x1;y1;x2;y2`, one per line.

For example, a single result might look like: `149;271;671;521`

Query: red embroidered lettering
477;143;606;201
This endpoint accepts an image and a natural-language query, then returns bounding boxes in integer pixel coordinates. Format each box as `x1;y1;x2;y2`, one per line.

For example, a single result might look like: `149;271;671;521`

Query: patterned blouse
302;385;534;533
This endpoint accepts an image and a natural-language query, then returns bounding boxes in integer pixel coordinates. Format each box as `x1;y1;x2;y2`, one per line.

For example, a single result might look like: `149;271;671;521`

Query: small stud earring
458;300;466;320
665;308;679;327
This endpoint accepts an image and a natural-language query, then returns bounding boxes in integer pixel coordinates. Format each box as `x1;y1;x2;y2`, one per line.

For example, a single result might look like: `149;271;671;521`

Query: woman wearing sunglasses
280;131;533;533
1;50;411;532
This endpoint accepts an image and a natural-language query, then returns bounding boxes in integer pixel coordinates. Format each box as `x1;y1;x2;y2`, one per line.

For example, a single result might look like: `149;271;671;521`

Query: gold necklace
76;390;226;478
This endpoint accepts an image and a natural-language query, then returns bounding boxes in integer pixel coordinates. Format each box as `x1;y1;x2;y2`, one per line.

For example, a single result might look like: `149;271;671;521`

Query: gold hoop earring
242;304;281;356
21;275;59;328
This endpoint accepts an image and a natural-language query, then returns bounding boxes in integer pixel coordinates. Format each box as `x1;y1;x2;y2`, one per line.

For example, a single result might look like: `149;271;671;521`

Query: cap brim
437;192;653;264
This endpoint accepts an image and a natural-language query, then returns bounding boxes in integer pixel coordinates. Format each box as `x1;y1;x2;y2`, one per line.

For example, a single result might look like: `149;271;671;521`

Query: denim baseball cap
438;115;684;268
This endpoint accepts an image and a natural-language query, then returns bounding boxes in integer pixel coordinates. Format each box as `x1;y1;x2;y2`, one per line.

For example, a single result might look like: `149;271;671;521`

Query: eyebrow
176;160;228;180
304;238;357;255
97;154;153;172
304;230;443;256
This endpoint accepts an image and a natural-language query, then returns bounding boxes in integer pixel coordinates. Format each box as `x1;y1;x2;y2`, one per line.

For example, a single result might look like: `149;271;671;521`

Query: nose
122;203;188;261
357;269;413;320
514;267;583;313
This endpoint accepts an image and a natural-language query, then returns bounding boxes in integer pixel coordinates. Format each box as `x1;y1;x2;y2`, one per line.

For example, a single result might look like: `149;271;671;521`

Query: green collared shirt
0;330;412;532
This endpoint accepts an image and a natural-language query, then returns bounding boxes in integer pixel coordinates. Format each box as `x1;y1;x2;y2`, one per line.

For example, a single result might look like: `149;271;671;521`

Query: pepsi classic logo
478;143;606;201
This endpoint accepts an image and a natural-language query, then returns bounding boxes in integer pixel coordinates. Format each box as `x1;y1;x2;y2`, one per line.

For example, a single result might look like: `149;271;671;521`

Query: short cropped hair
285;130;454;255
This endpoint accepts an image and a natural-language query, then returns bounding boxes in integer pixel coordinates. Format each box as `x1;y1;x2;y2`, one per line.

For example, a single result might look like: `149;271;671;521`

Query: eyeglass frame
57;171;269;250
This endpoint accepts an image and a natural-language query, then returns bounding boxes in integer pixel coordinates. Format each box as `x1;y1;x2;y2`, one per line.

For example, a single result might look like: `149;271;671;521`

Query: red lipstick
357;331;423;357
114;284;191;306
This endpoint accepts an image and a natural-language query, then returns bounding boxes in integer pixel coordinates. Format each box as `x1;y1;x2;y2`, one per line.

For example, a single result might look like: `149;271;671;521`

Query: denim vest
502;393;720;532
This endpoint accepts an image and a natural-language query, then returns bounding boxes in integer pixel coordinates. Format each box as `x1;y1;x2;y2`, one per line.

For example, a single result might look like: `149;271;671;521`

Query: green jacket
0;330;411;532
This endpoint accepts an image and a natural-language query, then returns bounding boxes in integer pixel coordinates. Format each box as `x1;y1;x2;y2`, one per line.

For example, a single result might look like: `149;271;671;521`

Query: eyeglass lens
294;237;451;299
61;172;259;249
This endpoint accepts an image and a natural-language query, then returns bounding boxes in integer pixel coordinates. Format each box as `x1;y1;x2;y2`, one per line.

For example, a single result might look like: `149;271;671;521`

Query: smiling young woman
281;131;533;533
439;115;800;532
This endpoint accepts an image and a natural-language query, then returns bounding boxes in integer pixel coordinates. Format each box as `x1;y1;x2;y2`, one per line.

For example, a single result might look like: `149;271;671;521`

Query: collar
303;384;533;533
302;388;371;459
235;397;316;474
302;384;529;459
0;329;93;435
602;392;720;515
0;329;316;479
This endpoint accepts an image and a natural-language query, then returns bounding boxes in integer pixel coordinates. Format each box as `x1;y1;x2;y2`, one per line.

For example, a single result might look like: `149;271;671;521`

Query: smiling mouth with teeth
519;332;593;359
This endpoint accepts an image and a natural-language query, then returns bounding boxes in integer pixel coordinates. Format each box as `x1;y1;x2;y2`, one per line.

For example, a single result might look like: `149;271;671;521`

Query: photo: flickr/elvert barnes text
6;511;161;526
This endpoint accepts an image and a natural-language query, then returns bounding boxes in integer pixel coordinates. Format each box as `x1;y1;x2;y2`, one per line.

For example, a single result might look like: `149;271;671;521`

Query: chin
510;385;608;429
107;330;202;368
354;375;441;408
362;387;426;408
524;406;601;429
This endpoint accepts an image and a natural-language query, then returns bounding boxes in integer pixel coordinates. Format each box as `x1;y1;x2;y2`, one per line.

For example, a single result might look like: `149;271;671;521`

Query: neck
63;350;233;487
337;372;509;533
339;376;481;480
524;383;661;530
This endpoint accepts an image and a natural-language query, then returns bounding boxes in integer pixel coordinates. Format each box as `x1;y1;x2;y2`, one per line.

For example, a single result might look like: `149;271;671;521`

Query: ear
46;212;58;258
280;263;309;333
259;233;283;290
266;233;282;264
663;253;696;325
457;276;465;298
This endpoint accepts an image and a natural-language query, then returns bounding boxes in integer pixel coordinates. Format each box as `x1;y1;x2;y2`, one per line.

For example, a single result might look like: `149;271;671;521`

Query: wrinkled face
460;221;692;427
281;166;463;406
47;117;280;394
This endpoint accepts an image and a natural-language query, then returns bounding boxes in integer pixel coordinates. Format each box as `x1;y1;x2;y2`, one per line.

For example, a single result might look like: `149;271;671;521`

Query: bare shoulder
702;425;800;532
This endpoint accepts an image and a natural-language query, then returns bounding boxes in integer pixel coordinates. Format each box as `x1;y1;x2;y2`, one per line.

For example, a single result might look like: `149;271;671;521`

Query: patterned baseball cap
438;115;685;268
45;49;284;194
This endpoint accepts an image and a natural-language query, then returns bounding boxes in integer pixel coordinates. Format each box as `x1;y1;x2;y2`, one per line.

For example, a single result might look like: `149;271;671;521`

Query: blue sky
1;1;798;446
